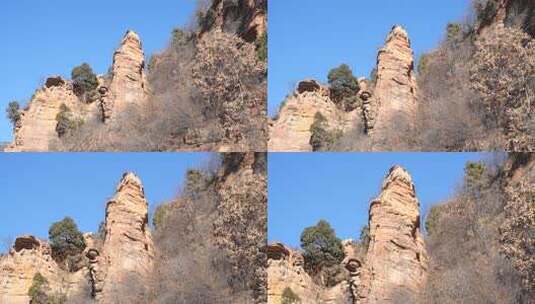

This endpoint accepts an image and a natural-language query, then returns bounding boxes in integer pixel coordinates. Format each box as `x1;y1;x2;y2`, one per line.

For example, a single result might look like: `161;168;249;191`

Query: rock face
0;236;89;304
0;172;154;303
269;26;418;151
371;26;418;139
359;166;427;303
269;80;359;151
102;31;149;122
5;77;99;152
7;30;148;151
91;172;154;303
267;166;427;303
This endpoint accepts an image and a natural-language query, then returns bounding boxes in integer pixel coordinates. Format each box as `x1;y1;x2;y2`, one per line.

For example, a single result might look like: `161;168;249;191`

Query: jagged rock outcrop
91;172;154;303
267;166;427;303
5;76;100;152
0;172;154;303
269;26;417;151
359;166;427;303
370;26;418;139
269;80;359;151
102;31;149;122
0;236;89;303
7;30;148;151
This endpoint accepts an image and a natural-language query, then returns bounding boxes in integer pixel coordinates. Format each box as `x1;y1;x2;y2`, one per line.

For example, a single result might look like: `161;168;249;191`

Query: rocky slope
0;172;154;303
269;25;417;151
267;166;427;303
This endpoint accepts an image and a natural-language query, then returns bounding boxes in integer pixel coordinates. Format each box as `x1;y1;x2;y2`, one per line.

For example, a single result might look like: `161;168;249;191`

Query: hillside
267;153;534;303
0;152;267;304
5;0;267;152
269;0;534;152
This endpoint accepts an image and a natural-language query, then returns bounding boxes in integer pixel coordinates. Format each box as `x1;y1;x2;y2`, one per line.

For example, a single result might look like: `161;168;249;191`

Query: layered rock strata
91;172;154;303
359;166;427;303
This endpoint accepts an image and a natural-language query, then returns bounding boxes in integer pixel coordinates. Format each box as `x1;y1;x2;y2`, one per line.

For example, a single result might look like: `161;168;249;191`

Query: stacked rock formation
90;172;154;303
370;26;418;139
269;26;417;151
6;30;148;151
101;31;149;122
267;166;427;303
359;166;427;303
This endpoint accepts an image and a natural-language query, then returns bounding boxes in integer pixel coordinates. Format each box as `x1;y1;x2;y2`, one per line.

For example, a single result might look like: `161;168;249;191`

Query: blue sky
0;0;196;142
268;0;471;116
268;153;490;248
0;153;211;251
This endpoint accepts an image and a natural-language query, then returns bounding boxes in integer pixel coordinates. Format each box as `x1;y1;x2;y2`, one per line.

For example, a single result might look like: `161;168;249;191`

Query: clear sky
0;0;197;142
268;0;472;116
0;153;211;252
268;153;490;248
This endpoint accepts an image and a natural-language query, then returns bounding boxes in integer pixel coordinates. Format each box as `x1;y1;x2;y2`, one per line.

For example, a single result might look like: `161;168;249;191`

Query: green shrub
71;63;98;98
425;205;444;236
6;101;21;126
55;104;82;137
446;23;462;42
172;28;189;47
464;161;486;196
475;0;499;25
417;53;431;75
300;220;345;275
49;217;86;271
153;203;172;230
197;9;216;31
256;33;267;62
327;64;360;110
281;287;301;304
309;113;340;151
28;272;48;303
359;224;370;250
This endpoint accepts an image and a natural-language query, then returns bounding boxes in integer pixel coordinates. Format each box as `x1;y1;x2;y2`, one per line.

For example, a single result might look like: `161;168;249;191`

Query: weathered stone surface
359;166;427;303
0;236;89;304
267;166;427;304
5;80;99;152
103;30;149;122
267;244;321;304
269;82;359;151
93;172;154;303
371;26;418;139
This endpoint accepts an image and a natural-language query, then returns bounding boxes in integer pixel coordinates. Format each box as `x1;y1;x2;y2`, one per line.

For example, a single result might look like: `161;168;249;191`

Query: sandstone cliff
359;166;427;303
90;172;154;303
0;236;89;303
6;30;148;152
267;166;427;303
0;172;154;303
268;80;359;152
269;25;417;151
